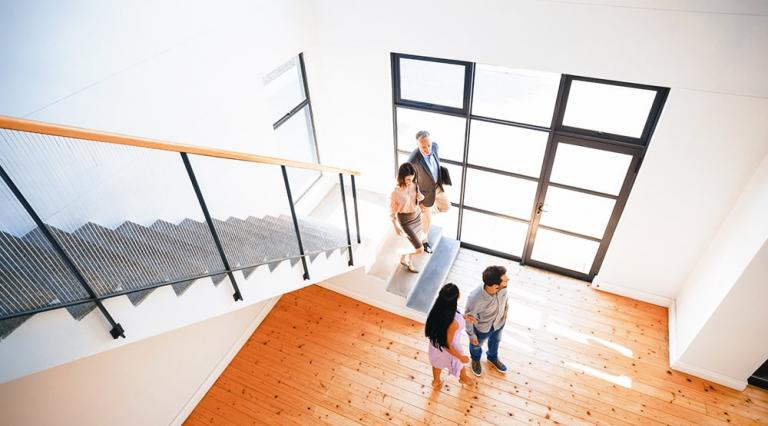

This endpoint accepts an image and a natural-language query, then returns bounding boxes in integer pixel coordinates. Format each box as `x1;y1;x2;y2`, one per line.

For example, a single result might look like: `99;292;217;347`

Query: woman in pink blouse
389;162;425;273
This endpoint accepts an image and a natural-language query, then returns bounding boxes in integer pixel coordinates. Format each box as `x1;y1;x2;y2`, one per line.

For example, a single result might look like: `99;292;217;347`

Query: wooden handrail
0;115;360;176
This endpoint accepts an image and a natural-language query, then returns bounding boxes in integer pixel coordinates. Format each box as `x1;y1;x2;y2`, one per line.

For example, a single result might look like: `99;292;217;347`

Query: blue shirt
421;151;439;183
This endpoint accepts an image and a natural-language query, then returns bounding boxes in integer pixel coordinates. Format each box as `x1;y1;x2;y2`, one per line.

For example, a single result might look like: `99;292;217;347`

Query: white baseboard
591;278;673;307
171;296;281;426
671;359;748;391
320;280;427;324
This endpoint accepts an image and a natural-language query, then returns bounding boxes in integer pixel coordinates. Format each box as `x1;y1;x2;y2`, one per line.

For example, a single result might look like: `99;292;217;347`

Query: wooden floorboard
187;248;768;425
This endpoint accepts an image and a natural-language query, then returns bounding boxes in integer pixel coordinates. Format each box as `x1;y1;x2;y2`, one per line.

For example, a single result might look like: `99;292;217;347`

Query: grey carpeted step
0;265;56;340
264;215;348;256
0;315;32;342
386;226;444;297
225;217;299;274
25;226;153;306
73;223;173;306
226;217;295;262
1;231;95;320
114;221;216;296
149;220;228;285
208;218;295;270
24;227;120;298
78;222;200;296
405;236;461;313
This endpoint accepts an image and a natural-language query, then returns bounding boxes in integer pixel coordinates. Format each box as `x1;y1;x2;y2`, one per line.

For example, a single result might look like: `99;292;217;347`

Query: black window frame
554;75;668;146
392;53;473;116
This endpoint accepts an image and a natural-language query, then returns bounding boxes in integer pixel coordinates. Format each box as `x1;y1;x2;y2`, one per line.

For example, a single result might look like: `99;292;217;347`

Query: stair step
229;216;297;263
81;222;201;297
1;231;95;320
116;221;219;295
405;237;461;313
0;315;32;342
385;226;444;297
149;220;228;286
23;227;129;303
74;223;173;306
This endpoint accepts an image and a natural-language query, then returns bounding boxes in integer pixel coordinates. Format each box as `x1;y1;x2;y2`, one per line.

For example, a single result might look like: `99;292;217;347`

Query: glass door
391;53;669;282
522;136;641;279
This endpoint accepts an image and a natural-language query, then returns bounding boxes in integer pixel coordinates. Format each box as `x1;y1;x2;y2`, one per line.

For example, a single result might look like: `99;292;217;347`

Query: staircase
376;226;460;313
0;214;350;340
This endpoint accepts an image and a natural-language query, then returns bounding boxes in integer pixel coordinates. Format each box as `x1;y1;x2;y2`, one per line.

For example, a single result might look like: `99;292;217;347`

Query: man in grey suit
408;130;450;253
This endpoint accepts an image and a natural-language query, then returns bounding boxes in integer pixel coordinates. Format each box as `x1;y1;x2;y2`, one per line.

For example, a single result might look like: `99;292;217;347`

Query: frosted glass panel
473;65;560;127
531;229;599;274
468;120;548;178
563;80;656;138
461;210;529;257
396;108;466;162
263;57;305;124
400;58;465;109
463;169;537;220
550;143;632;195
274;106;320;192
539;187;615;239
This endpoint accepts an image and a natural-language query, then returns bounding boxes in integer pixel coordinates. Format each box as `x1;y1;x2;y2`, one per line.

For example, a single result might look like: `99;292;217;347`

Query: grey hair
415;130;430;141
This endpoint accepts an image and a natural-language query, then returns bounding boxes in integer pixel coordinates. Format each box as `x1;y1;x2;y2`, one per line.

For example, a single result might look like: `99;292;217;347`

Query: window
559;78;660;140
391;53;668;281
472;65;560;127
263;53;320;197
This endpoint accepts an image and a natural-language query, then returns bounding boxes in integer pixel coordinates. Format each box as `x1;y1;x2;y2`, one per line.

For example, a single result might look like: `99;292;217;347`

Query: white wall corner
170;295;281;426
668;300;680;364
668;302;749;392
670;359;748;391
590;277;673;307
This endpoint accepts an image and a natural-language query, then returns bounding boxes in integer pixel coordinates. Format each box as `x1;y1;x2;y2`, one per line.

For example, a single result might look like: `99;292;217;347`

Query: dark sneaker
488;358;508;373
471;359;482;376
422;241;433;253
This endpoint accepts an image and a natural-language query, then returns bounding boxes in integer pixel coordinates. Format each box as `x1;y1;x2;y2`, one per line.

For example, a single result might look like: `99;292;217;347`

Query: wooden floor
186;249;768;425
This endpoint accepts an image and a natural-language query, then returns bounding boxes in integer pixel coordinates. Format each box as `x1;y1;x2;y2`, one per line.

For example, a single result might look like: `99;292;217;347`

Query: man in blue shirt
407;130;449;253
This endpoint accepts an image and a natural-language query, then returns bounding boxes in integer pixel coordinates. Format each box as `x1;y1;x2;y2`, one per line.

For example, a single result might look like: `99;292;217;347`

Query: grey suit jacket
407;142;443;208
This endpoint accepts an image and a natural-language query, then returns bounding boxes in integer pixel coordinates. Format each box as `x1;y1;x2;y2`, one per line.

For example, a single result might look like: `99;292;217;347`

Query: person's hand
470;337;479;346
463;314;477;325
459;355;470;364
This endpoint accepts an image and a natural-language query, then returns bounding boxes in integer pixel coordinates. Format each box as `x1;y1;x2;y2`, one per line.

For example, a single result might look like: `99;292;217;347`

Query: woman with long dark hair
389;162;424;272
425;283;476;388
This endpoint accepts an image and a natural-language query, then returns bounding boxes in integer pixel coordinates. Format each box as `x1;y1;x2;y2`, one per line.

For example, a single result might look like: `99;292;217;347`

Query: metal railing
0;116;361;339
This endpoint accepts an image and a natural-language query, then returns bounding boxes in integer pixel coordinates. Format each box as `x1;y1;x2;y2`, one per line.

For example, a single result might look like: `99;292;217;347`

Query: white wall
673;239;768;389
0;295;277;426
0;0;316;234
305;0;768;303
668;153;768;388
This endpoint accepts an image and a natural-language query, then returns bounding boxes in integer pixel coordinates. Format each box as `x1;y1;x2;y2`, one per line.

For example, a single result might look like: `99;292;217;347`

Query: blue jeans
469;325;503;361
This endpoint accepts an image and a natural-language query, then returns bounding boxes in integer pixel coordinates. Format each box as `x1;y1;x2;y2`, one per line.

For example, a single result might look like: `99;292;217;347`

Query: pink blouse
389;183;424;221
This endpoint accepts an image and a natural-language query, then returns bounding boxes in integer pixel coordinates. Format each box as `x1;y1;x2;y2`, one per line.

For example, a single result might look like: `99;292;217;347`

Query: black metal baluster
281;166;310;280
0;164;125;338
181;153;242;301
350;174;361;244
339;173;354;266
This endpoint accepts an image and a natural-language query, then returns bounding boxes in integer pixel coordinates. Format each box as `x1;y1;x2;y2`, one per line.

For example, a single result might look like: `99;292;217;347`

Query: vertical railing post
181;153;243;301
350;174;361;244
0;164;125;339
281;166;310;280
338;173;354;266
